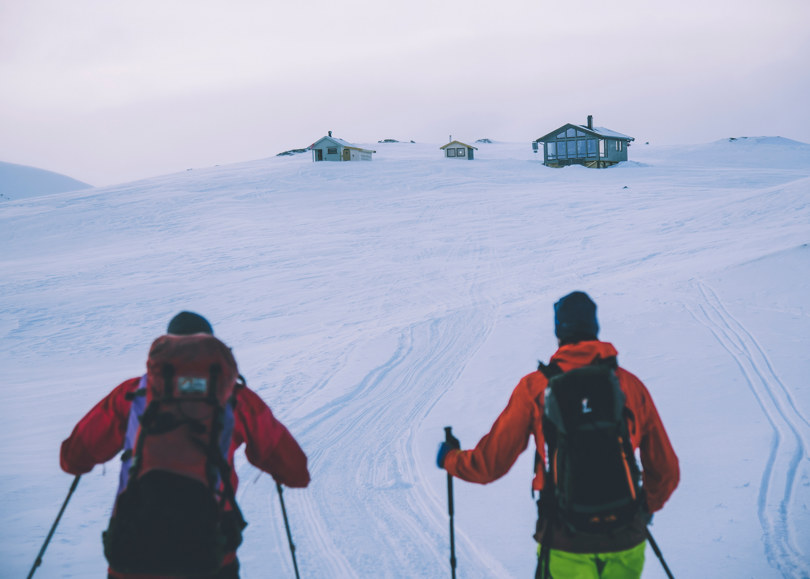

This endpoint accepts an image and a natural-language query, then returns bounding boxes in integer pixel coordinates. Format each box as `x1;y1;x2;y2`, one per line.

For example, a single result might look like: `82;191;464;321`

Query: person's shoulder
122;376;142;388
109;376;142;398
518;369;550;398
616;366;647;390
233;382;272;412
96;376;141;414
234;381;256;399
616;366;655;413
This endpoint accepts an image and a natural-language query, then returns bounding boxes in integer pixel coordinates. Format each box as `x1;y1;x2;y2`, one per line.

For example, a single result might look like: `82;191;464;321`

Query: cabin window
456;148;466;157
576;130;588;137
615;141;623;152
577;140;587;156
566;128;576;138
447;148;456;157
327;147;337;155
599;140;605;156
587;139;598;157
567;140;577;156
547;142;557;158
557;131;566;139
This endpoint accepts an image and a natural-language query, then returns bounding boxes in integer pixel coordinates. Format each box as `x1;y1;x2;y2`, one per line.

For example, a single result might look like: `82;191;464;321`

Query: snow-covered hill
2;139;808;578
0;161;92;201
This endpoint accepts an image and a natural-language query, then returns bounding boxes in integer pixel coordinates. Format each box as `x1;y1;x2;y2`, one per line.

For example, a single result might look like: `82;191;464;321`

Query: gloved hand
436;431;460;469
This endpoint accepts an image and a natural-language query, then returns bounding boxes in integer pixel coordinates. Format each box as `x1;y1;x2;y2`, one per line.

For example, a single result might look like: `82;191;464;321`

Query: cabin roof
534;123;634;143
440;140;478;150
309;136;376;153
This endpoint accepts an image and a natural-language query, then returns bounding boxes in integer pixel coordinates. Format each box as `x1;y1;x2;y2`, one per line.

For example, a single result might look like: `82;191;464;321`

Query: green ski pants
536;540;646;579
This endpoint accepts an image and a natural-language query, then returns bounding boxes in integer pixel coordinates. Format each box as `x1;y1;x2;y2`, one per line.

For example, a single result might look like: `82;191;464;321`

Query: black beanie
167;311;214;335
554;291;599;343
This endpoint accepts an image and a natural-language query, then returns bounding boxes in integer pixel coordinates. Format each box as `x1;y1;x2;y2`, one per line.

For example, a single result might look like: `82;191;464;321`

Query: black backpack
538;356;643;534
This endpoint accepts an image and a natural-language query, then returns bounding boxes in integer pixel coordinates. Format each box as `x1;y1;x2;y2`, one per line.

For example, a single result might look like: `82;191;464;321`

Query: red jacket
444;341;679;551
60;376;310;578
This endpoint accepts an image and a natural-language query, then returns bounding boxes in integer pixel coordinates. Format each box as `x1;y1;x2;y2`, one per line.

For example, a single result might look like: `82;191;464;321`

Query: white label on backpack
177;376;208;395
581;398;593;414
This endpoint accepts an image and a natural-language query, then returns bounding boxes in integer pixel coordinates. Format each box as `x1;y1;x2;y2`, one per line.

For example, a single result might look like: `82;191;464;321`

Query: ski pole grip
444;426;453;443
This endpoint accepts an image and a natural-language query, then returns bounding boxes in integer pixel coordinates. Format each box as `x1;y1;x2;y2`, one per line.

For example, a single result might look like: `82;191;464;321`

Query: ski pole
646;528;675;579
276;481;301;579
27;474;81;579
444;426;457;579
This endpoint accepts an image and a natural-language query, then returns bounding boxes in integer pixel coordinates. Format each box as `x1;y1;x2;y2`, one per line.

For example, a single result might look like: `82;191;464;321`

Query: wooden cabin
440;140;478;160
310;132;376;162
532;116;633;168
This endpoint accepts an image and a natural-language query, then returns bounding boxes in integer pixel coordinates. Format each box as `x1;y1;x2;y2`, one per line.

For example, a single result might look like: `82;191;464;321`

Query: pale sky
2;0;809;186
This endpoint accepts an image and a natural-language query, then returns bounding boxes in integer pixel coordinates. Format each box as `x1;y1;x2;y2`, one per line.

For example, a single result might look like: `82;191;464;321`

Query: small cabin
533;116;634;168
310;132;376;162
440;140;478;160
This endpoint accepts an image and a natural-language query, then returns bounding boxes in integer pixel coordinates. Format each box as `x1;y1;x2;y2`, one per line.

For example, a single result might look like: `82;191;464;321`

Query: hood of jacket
548;340;619;372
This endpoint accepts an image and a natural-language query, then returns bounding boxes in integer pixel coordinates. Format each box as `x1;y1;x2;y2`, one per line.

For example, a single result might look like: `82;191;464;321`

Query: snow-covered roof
534;123;634;143
440;140;478;150
309;135;376;153
591;126;633;140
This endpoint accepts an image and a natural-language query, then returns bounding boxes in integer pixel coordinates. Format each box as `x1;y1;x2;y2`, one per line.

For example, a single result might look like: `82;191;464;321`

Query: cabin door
343;149;351;161
315;149;323;161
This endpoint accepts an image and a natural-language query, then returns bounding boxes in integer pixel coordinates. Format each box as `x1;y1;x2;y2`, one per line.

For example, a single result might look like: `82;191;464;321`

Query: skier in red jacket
60;312;310;579
438;292;679;578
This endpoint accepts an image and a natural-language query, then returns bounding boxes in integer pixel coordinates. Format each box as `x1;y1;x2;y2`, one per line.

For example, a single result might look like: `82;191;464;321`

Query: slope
1;140;808;578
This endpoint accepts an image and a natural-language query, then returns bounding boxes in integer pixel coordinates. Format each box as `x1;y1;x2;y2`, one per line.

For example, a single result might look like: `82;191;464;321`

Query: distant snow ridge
0;161;91;201
655;136;810;169
725;136;805;146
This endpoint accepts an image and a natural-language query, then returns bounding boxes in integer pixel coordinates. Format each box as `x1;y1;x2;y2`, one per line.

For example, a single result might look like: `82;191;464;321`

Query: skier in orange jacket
437;292;679;578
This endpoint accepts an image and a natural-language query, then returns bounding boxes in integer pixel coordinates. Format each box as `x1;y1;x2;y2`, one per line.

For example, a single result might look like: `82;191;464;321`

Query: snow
0;161;92;201
1;138;809;578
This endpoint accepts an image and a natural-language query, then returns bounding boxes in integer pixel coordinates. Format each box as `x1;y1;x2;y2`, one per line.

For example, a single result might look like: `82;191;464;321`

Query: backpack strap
537;360;563;378
211;446;248;532
534;361;562;493
124;388;146;402
118;384;147;495
537;522;554;579
161;364;175;399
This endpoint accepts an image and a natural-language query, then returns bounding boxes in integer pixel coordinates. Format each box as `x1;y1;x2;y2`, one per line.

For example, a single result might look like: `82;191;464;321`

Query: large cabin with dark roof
533;116;634;168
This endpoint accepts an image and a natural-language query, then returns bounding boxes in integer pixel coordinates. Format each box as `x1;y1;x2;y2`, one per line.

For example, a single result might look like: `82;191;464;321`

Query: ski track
687;280;810;579
288;308;503;578
240;200;512;578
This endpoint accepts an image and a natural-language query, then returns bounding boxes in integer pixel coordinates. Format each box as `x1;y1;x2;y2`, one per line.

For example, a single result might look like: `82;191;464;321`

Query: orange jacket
443;341;679;514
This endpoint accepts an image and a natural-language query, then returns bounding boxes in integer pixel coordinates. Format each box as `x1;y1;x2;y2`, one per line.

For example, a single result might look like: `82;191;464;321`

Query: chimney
328;130;332;137
587;115;593;130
